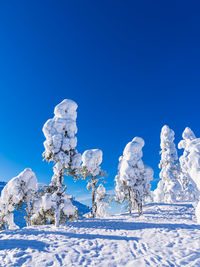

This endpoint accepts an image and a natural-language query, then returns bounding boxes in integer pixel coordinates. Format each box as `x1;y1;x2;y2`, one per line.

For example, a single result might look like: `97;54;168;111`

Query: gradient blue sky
0;1;200;206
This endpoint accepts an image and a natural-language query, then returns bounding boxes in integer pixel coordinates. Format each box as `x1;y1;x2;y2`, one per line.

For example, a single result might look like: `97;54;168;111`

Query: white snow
0;203;200;266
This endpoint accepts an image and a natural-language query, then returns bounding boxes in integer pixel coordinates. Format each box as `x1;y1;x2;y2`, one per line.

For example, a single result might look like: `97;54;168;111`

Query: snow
0;202;200;266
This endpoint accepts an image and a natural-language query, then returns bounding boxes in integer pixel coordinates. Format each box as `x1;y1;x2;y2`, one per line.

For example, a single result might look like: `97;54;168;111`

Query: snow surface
0;202;200;266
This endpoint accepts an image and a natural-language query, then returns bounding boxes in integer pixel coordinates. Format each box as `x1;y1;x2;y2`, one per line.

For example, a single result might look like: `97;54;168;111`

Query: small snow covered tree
95;184;110;218
80;149;104;218
0;168;37;229
154;125;182;203
115;137;153;216
43;99;81;226
178;127;199;202
31;190;77;225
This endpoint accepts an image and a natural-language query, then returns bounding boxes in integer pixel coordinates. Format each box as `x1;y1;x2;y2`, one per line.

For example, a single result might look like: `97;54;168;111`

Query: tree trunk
91;179;96;218
128;187;132;214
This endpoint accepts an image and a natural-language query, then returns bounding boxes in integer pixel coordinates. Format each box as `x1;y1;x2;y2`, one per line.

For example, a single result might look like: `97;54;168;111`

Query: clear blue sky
0;1;200;206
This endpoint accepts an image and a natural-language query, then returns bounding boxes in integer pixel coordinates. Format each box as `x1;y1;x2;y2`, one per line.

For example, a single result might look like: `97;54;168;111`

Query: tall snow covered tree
178;127;199;202
115;137;153;216
43;99;81;226
177;129;200;223
95;184;109;218
0;168;37;229
154;125;182;203
79;149;104;218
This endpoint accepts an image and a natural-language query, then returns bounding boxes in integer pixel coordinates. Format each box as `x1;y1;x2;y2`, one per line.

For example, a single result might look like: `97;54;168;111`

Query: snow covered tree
178;127;199;203
177;128;200;223
154;125;182;203
95;184;110;218
31;190;77;225
43;99;81;226
0;168;37;229
115;137;153;216
80;149;104;218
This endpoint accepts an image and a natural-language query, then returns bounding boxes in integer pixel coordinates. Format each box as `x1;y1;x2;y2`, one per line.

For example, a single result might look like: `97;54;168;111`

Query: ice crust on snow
82;149;103;176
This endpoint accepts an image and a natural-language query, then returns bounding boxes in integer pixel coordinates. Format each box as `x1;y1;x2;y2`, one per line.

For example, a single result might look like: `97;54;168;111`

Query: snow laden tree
177;129;200;223
42;99;81;226
115;137;153;216
154;125;182;203
80;149;104;218
95;184;110;218
0;168;37;229
31;191;77;225
178;127;199;203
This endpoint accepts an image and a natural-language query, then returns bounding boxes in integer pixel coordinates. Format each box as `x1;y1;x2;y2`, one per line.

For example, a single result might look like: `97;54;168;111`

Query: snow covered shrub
178;127;199;202
95;184;110;218
43;99;81;226
31;189;77;225
0;168;37;229
115;137;153;216
154;125;182;203
79;149;105;218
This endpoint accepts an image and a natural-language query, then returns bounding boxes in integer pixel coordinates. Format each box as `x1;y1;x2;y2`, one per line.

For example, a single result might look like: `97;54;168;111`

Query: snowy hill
0;202;200;266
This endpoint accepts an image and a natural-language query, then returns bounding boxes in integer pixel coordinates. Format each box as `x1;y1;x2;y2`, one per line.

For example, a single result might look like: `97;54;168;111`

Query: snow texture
0;203;200;266
154;125;182;203
0;168;37;229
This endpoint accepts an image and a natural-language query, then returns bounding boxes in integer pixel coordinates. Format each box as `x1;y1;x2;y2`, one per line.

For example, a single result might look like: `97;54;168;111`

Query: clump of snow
0;168;37;229
115;137;153;215
82;149;103;176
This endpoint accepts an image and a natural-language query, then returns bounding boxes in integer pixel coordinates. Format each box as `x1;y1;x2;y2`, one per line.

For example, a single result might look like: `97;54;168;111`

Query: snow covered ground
0;202;200;267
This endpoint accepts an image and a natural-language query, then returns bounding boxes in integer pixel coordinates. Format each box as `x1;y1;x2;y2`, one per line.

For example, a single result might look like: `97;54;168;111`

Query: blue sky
0;1;200;206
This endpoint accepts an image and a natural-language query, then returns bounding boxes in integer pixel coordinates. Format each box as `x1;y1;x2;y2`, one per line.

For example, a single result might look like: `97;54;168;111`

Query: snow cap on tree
42;99;81;172
82;149;103;176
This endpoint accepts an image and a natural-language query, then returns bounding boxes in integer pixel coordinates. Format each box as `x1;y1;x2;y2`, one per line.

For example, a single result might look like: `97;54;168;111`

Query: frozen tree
115;137;153;216
31;190;77;225
177;129;200;223
0;168;37;229
43;99;81;226
154;125;182;203
80;149;104;218
95;184;109;218
178;127;199;203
